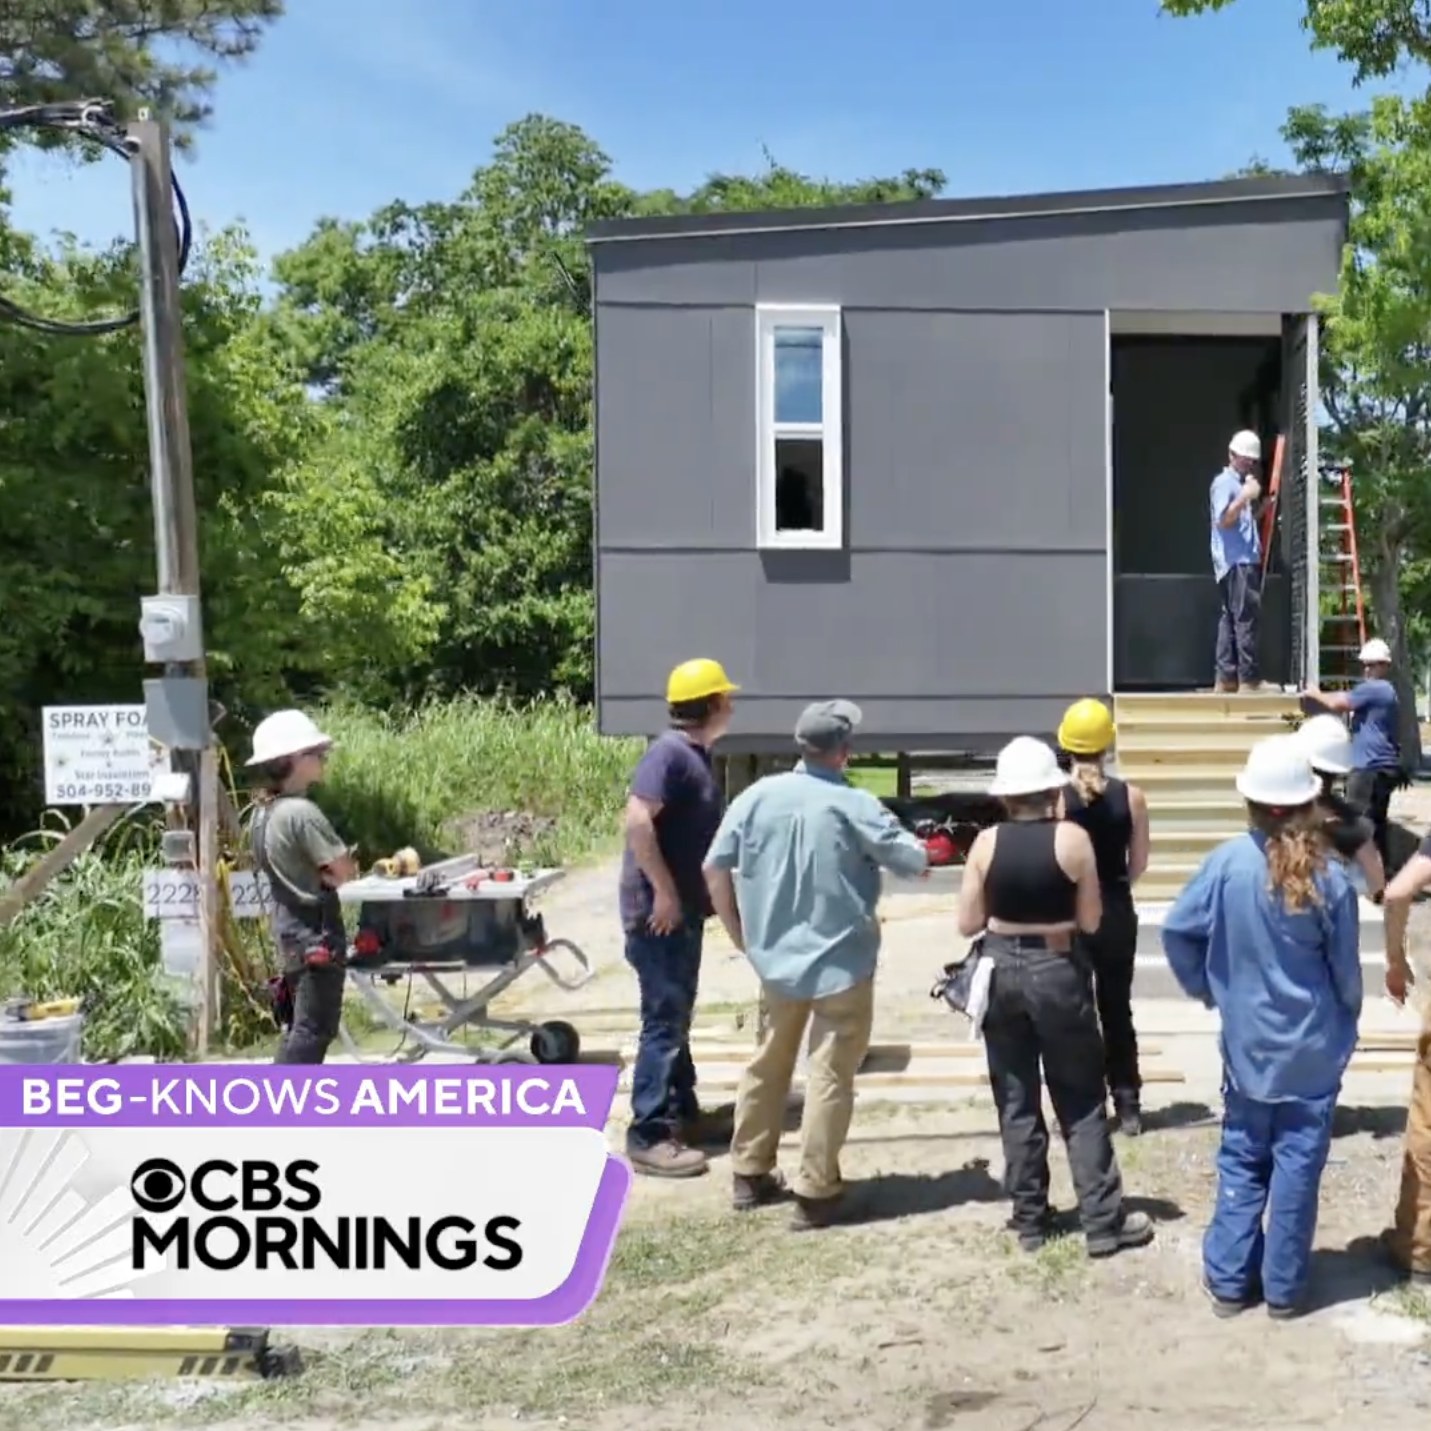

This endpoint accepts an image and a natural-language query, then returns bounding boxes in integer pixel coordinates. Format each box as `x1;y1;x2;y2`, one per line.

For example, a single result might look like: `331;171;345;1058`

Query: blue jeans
1204;1084;1338;1309
625;916;705;1149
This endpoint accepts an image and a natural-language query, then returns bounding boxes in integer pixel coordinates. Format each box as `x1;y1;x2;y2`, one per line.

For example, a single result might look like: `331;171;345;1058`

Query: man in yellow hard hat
620;657;739;1178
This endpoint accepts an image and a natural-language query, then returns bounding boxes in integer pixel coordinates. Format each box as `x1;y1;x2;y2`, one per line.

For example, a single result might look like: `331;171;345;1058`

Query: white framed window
755;304;843;549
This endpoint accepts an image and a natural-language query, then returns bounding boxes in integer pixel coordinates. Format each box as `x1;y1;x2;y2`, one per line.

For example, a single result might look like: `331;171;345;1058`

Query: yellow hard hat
1057;698;1116;756
666;658;740;704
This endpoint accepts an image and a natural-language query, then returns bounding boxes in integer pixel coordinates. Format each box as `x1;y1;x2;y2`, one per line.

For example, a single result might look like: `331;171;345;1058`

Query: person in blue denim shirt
620;657;738;1178
1210;430;1265;692
704;699;928;1229
1162;735;1362;1320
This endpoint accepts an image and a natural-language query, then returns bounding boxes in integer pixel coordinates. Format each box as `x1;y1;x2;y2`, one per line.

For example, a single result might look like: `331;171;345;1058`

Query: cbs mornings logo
128;1157;525;1274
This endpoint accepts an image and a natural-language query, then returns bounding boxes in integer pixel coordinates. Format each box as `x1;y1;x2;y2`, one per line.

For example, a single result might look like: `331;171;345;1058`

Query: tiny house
585;174;1351;754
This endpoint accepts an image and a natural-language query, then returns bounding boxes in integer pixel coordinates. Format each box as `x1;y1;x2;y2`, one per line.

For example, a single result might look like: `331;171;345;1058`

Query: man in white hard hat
1210;430;1265;694
1302;637;1401;876
1295;713;1385;899
245;710;357;1064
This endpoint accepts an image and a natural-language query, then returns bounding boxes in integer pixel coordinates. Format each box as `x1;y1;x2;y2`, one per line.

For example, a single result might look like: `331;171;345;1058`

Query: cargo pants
1388;1027;1431;1274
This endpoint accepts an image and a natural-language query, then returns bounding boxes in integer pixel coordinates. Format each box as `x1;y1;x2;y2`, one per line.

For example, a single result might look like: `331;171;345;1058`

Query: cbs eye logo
130;1158;187;1214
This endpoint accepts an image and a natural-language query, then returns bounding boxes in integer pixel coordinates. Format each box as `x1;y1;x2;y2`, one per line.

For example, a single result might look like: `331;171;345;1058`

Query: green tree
1160;0;1431;84
0;225;320;836
270;116;948;703
0;0;284;140
1275;99;1431;695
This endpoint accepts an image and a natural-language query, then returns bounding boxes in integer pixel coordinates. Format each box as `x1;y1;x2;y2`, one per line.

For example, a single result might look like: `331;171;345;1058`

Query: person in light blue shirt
1210;429;1265;692
704;699;928;1230
1162;735;1362;1322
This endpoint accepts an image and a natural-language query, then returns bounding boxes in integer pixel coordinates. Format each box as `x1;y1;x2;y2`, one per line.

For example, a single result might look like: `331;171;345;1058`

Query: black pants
275;962;344;1064
1347;767;1398;876
1077;891;1140;1105
1215;562;1261;685
982;934;1124;1241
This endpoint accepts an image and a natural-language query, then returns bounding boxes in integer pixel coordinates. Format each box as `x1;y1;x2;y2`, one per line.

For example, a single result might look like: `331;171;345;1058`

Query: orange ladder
1258;433;1286;576
1317;461;1368;688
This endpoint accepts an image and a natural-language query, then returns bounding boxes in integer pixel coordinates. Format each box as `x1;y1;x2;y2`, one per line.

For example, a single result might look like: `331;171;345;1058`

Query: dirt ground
3;1095;1431;1431
9;809;1431;1431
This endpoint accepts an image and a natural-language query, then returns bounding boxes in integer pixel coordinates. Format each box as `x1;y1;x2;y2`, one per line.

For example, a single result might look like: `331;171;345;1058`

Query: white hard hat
1235;735;1321;809
1229;430;1262;461
1295;713;1353;776
1360;637;1392;664
989;736;1065;798
246;709;334;767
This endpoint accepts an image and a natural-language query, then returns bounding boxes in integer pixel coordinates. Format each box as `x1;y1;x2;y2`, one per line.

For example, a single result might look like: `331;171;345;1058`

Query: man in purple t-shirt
620;657;739;1177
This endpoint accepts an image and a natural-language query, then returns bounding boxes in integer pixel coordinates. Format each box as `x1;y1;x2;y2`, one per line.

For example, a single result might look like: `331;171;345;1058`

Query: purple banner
0;1064;620;1129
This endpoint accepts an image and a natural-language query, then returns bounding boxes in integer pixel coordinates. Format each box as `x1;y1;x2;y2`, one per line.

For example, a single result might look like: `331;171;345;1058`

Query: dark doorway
1111;333;1288;689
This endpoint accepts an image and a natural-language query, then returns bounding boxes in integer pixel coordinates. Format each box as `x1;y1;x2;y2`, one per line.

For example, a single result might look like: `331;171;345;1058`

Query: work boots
1086;1210;1155;1259
731;1171;786;1212
627;1140;708;1179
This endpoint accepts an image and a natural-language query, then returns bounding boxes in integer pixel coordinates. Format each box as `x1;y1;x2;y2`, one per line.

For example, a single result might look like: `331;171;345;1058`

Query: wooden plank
1355;1036;1420;1053
616;1068;1188;1092
680;1039;1166;1062
0;805;127;932
194;747;220;1058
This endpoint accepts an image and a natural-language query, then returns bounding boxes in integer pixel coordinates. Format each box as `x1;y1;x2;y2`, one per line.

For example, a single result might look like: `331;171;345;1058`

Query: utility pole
129;112;219;1056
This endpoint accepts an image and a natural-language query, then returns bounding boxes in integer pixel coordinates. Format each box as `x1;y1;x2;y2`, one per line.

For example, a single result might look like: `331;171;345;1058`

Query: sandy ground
4;1095;1431;1431
9;791;1431;1431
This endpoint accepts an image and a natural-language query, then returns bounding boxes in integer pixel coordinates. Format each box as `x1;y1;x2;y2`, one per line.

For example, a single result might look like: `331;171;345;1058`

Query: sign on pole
42;705;168;807
142;869;271;920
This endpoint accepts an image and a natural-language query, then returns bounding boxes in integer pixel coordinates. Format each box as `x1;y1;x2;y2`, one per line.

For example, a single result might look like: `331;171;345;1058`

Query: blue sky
0;0;1396;273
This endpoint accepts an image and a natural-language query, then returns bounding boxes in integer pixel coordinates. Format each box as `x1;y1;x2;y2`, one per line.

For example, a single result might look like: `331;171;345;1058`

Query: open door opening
1110;325;1289;689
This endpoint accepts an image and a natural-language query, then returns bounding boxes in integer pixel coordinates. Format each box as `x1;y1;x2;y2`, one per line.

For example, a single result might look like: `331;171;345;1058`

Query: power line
0;99;193;337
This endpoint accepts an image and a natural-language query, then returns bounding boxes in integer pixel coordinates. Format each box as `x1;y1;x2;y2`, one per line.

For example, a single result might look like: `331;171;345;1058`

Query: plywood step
1118;728;1299;756
1137;863;1204;899
1141;795;1250;825
1116;691;1299;717
1121;749;1261;773
1119;765;1251;798
1145;828;1240;860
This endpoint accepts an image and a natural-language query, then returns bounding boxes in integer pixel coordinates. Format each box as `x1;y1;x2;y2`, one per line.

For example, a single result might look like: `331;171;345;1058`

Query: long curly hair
1247;802;1326;912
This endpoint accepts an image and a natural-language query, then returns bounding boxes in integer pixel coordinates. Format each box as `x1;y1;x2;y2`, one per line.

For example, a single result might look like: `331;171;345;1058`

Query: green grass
847;753;925;799
0;813;281;1062
0;1214;789;1430
847;760;899;798
312;694;644;865
0;834;188;1062
0;697;644;1062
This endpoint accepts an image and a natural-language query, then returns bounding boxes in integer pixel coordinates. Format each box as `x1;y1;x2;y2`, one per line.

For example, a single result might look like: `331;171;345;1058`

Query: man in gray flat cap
703;699;929;1230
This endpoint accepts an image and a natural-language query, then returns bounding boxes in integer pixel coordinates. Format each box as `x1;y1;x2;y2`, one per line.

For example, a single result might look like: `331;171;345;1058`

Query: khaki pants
730;977;875;1201
1390;1028;1431;1272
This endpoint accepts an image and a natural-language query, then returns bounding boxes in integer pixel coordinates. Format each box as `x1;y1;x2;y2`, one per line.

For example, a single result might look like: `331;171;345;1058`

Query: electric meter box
139;594;203;663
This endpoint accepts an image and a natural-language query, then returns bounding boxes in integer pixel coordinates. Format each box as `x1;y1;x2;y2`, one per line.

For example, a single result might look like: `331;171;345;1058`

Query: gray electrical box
139;593;204;663
144;676;210;750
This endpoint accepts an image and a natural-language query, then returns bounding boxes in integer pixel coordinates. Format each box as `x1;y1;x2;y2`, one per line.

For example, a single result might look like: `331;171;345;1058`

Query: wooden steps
1116;690;1303;902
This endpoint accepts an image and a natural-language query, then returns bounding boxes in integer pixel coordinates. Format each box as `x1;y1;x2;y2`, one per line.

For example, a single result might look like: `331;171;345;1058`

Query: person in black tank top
1057;699;1151;1137
959;737;1155;1261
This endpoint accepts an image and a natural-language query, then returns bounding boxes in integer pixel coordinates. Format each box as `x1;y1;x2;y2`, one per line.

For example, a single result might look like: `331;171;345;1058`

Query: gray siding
591;189;1347;746
596;308;1109;745
593;198;1346;317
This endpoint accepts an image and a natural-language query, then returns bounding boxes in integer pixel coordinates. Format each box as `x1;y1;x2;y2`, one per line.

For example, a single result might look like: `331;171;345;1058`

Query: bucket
0;1011;85;1065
